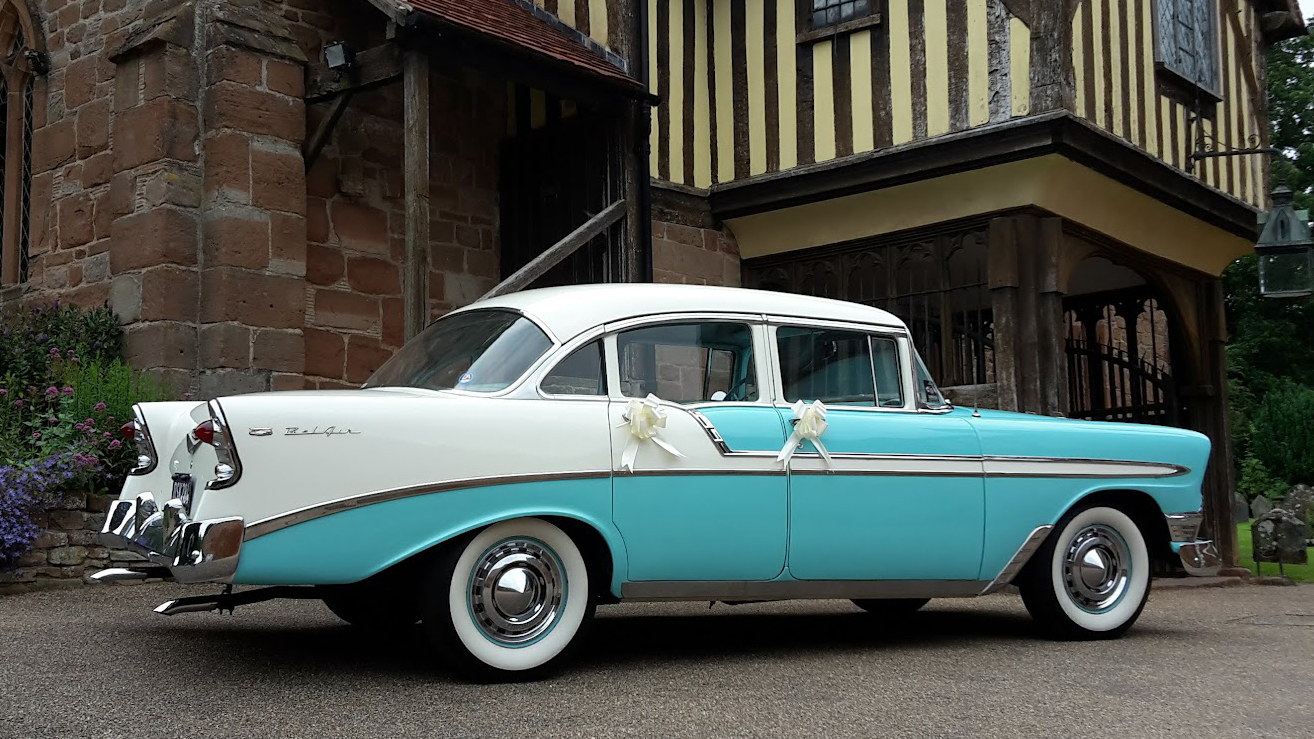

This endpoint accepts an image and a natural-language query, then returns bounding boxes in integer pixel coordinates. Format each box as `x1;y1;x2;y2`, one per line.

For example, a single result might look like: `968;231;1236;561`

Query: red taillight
120;421;137;440
193;420;216;445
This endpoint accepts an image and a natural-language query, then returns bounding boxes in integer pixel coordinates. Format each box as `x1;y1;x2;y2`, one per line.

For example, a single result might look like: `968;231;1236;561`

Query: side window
871;337;905;408
778;327;874;405
1153;0;1219;94
541;340;605;396
616;322;758;403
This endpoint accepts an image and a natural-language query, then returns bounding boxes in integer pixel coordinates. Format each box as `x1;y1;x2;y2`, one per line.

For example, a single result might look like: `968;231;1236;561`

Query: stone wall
650;184;740;287
0;490;121;592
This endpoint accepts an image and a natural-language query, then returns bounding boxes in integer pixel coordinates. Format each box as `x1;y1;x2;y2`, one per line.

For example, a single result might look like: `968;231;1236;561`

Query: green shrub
0;302;121;388
1246;384;1314;490
1237;456;1291;503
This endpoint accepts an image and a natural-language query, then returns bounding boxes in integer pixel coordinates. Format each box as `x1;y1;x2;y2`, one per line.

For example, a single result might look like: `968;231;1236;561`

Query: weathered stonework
0;490;125;593
650;184;739;287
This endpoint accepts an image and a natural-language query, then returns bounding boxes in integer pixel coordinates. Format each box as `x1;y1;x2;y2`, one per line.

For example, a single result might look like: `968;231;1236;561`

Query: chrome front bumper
1166;511;1221;577
93;493;244;584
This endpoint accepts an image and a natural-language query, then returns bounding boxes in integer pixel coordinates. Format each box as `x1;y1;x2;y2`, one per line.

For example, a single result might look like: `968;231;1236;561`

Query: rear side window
541;340;605;396
616;322;758;404
777;327;905;407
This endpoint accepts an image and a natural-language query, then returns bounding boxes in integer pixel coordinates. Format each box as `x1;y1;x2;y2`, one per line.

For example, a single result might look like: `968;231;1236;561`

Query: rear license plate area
171;473;194;507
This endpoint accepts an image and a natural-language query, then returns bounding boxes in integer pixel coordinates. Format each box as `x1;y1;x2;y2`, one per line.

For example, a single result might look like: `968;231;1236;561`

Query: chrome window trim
533;327;610;401
621;579;990;602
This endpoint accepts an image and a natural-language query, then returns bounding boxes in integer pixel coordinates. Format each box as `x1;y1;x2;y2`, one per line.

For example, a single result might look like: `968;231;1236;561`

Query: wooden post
1;72;24;285
403;48;430;339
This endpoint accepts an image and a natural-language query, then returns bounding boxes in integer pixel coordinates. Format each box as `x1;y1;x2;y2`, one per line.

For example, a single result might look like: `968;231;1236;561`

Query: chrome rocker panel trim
980;525;1054;594
93;493;244;584
621;579;991;602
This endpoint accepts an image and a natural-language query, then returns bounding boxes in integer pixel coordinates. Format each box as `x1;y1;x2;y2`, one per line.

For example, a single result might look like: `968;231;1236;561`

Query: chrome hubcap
1062;525;1130;612
469;539;563;645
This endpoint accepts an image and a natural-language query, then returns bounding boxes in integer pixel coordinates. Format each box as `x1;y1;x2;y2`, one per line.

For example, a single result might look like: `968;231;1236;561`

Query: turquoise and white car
95;284;1219;680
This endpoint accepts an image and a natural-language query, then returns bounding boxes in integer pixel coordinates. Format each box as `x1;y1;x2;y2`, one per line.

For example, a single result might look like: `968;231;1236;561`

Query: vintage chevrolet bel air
94;284;1220;680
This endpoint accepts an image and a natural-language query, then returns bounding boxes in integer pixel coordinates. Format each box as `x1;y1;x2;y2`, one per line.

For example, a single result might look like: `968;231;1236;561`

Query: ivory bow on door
777;400;833;467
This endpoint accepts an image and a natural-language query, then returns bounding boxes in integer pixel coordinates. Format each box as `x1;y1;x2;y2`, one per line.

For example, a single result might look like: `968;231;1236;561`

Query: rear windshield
364;309;553;393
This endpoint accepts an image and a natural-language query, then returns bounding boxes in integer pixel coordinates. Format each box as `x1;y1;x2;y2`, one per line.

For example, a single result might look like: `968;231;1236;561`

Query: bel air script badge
283;426;362;437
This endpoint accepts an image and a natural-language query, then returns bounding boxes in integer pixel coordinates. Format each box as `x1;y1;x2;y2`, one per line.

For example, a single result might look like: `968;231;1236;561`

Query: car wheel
1018;504;1151;640
850;598;930;615
421;517;595;682
321;582;420;630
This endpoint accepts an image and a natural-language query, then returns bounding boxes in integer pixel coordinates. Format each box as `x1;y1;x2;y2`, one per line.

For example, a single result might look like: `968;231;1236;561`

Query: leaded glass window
809;0;872;30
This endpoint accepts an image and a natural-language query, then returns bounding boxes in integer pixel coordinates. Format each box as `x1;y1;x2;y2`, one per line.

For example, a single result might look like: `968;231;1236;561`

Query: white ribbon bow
777;400;832;467
618;394;685;472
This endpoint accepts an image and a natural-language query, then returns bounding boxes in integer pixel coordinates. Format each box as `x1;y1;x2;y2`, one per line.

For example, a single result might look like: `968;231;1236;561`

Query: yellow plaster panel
1160;95;1172;167
814;40;837;162
777;0;799;169
1073;11;1086;119
1109;0;1123;138
747;0;767;174
715;0;734;183
851;29;875;153
669;0;685;183
1010;16;1030;117
589;0;608;45
1125;2;1140;148
1140;0;1158;157
968;0;988;127
924;0;949;136
890;0;914;144
558;0;575;27
649;0;660;174
1092;0;1105;128
694;0;712;187
725;155;1251;276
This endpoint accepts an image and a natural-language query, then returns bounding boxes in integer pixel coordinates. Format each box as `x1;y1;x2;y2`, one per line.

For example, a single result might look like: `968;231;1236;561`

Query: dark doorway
499;113;626;287
1063;285;1179;426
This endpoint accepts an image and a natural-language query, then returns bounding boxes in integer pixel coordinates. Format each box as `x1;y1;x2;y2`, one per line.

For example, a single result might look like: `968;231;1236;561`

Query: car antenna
971;384;981;418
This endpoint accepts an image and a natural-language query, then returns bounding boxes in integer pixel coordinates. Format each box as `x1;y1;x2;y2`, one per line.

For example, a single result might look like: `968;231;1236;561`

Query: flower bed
1;303;171;592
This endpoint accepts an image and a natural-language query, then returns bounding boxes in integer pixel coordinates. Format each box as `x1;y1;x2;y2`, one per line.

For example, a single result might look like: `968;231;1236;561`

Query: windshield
364;309;553;393
913;352;949;409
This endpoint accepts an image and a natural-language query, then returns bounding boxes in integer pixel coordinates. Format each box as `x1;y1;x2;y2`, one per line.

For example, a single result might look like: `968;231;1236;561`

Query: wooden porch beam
305;43;402;103
403;48;430;339
303;91;353;171
480;200;627;301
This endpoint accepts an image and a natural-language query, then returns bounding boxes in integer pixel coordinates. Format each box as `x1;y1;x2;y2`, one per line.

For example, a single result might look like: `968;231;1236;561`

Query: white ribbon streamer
617;394;685;472
777;400;833;467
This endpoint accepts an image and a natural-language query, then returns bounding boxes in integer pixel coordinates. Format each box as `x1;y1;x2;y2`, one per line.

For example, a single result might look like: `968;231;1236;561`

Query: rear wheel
421;518;595;682
1018;504;1151;640
851;598;930;615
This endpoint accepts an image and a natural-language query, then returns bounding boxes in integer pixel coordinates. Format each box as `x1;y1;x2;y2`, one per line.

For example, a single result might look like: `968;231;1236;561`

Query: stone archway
1062;256;1184;427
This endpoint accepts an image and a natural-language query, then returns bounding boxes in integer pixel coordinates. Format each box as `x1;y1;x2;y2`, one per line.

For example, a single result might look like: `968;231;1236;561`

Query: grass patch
1235;523;1314;582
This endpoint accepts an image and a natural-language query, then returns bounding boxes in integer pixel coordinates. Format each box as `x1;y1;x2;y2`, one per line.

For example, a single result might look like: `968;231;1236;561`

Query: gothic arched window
0;1;38;287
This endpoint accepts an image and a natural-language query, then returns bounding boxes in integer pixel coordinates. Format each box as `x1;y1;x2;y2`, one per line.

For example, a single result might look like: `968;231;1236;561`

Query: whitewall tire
1018;505;1151;640
422;518;594;681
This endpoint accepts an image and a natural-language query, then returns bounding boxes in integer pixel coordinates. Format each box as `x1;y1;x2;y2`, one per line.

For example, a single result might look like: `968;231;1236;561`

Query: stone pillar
195;0;309;396
106;1;204;392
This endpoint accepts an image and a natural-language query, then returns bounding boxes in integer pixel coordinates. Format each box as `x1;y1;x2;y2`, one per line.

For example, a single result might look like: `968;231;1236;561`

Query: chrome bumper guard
92;493;244;584
1165;511;1221;577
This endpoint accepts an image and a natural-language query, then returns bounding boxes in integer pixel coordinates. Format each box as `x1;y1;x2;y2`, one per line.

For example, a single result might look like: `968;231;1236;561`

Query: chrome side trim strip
243;470;612;541
614;468;786;477
620;579;990;602
980;525;1054;594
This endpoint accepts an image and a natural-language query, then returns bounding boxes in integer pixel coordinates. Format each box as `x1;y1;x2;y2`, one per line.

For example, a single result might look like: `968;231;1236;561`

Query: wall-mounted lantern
1256;186;1314;299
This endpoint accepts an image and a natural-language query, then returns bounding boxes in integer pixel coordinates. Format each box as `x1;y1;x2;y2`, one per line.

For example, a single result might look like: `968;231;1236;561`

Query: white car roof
461;284;907;341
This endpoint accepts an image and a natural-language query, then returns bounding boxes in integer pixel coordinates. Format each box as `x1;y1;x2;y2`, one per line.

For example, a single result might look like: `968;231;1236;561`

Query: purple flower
93;402;107;412
183;392;195;400
44;386;57;397
101;432;111;439
108;440;122;450
84;418;94;427
46;417;58;426
12;400;22;408
61;386;74;396
47;347;59;357
75;423;86;432
30;432;40;440
0;389;7;397
65;349;75;358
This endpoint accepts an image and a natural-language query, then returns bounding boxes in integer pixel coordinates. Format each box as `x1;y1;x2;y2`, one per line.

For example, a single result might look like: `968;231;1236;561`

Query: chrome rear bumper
93;493;244;584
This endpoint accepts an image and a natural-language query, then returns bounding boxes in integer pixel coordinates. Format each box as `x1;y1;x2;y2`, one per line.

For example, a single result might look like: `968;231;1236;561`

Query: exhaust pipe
88;567;171;583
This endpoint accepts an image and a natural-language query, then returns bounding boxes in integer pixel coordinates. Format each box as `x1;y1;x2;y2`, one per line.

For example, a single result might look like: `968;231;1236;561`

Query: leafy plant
1237;456;1291;504
1246;385;1314;490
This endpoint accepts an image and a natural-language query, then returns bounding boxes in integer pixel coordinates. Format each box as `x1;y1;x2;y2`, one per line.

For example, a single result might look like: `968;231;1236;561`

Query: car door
772;322;986;581
605;317;791;582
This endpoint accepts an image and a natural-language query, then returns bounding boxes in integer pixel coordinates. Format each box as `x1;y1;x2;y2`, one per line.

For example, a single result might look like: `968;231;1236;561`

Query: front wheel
421;518;595;682
1018;505;1151;640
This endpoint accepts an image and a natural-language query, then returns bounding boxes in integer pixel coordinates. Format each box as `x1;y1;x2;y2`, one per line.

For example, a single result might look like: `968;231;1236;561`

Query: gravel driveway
2;582;1312;738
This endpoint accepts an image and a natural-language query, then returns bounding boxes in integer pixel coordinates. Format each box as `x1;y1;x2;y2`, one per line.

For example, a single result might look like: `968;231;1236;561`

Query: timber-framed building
0;0;1306;564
